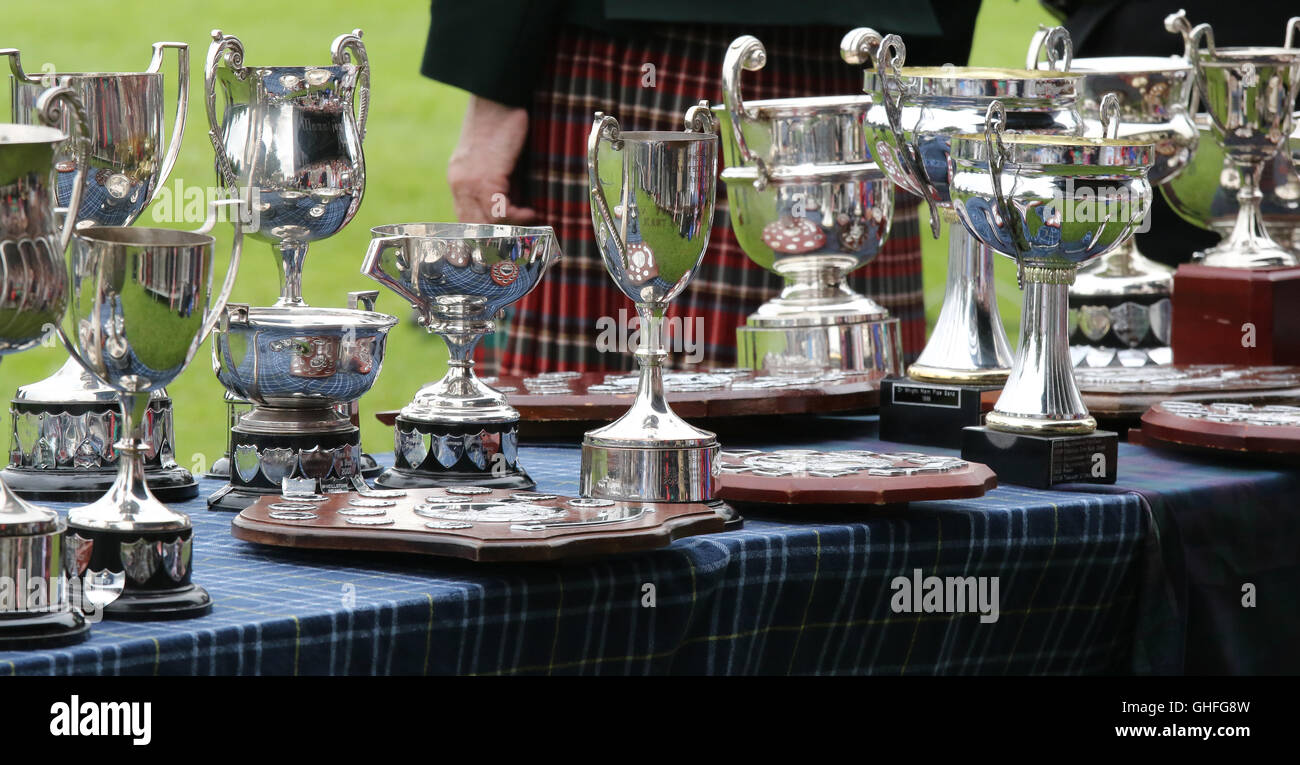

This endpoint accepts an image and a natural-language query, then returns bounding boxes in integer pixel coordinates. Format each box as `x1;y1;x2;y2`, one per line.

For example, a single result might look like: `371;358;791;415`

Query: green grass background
4;0;1054;470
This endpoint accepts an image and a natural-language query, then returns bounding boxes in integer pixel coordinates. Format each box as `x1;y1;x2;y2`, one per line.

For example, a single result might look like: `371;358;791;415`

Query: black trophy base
375;465;535;491
102;583;213;621
65;524;212;621
708;498;744;531
208;419;363;511
878;377;1003;448
961;426;1118;489
0;609;91;650
205;452;383;481
1;464;198;503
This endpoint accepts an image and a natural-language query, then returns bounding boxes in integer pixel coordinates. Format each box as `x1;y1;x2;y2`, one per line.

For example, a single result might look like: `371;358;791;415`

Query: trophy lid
951;132;1154;170
0;484;60;536
864;66;1079;102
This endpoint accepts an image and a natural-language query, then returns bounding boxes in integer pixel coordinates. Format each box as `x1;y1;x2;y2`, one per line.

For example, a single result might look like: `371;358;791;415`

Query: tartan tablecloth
2;416;1294;676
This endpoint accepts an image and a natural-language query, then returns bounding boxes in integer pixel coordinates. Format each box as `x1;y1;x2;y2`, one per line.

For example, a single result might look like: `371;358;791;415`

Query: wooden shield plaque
716;449;997;505
1137;401;1300;463
232;487;725;563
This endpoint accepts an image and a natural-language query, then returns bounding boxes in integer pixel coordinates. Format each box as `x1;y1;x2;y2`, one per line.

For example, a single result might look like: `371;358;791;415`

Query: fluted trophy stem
104;392;157;519
908;226;1013;385
274;242;309;307
632;304;670;419
985;268;1095;434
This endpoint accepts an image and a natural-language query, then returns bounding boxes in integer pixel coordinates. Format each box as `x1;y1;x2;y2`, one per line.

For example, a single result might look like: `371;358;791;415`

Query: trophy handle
331;29;370;142
205;30;247;190
876;34;941;238
982;100;1028;284
1165;11;1223;134
1099;92;1121;139
189;198;246;361
1024;25;1072;72
361;235;427;318
0;48;39;82
35;82;89;252
721;35;769;189
146;42;190;203
587;112;627;261
839;26;883;67
1287;17;1300;48
684;99;718;134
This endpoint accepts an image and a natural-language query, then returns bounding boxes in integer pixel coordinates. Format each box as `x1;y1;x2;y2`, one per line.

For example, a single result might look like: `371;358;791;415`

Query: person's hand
447;96;538;225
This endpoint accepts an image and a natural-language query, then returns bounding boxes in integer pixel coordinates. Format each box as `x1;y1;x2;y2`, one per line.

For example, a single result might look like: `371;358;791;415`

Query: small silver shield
1112;302;1151;348
260;447;298;485
161;536;191;583
398;427;428;468
434;433;462;469
120;538;159;585
1078;305;1112;342
235;444;261;484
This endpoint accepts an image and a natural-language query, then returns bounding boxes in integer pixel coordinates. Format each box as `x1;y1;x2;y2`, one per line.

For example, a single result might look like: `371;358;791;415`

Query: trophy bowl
214;306;394;409
3;43;196;503
210;303;396;506
206;29;368;307
857;30;1083;385
362;222;559;489
950;105;1153;435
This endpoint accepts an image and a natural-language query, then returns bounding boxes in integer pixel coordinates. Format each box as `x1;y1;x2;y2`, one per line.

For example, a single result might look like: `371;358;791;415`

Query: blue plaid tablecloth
2;416;1294;676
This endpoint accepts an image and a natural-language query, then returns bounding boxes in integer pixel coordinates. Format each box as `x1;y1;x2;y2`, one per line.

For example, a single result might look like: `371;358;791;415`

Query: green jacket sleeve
421;0;562;107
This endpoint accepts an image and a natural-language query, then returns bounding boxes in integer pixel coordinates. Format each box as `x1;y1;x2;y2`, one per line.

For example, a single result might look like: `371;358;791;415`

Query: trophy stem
274;242;309;307
1198;161;1300;268
986;266;1095;435
633;303;669;414
908;225;1013;384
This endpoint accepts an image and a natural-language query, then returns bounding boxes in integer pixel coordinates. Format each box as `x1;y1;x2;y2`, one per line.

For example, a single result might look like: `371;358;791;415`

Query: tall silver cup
60;200;244;620
581;105;730;513
2;43;195;503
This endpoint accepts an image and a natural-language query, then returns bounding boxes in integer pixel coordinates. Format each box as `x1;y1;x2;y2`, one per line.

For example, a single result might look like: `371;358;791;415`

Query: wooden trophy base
961;426;1118;489
878;377;1001;448
233;488;726;563
717;448;996;507
1172;264;1300;364
1136;401;1300;465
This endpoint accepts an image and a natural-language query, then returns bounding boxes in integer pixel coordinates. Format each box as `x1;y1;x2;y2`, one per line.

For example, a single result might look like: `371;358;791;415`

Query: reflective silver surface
0;86;83;543
950;102;1153;434
854;29;1084;384
362;222;559;425
1165;10;1300;268
1027;42;1198;366
62;201;243;532
4;43;191;479
582;107;721;503
205;29;368;307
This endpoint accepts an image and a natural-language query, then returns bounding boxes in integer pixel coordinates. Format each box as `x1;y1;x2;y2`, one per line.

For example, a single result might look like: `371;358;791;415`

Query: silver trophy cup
1025;27;1199;367
1166;10;1300;268
2;43;195;503
716;34;902;375
855;31;1084;385
60;199;244;619
581;105;731;516
950;100;1154;434
0;85;91;648
205;28;368;307
362;223;561;490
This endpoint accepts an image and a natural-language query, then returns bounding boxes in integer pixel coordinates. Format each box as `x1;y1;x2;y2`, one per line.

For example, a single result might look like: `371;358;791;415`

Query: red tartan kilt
496;23;924;375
